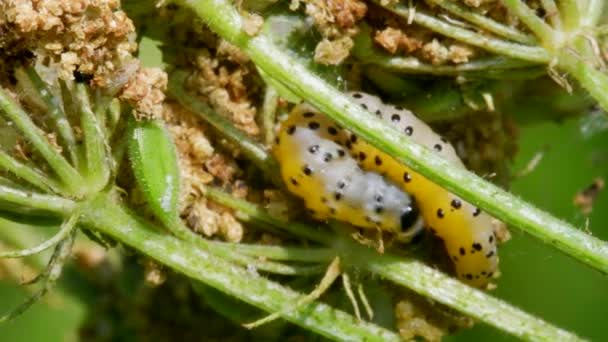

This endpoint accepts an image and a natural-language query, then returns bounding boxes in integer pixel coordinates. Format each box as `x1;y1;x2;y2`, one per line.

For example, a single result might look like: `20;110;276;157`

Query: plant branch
0;86;84;195
501;0;557;45
210;241;335;262
0;184;76;215
74;83;110;192
203;186;334;245
0;149;63;194
351;245;585;341
539;0;562;29
193;186;585;341
423;0;536;44
81;191;401;341
24;69;79;166
0;211;77;258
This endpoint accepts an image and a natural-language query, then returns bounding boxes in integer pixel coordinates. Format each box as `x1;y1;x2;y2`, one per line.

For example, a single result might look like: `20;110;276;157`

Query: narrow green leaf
128;119;181;228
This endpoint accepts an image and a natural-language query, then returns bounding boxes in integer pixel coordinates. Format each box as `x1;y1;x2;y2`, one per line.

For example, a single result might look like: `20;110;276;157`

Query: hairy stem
0;149;63;194
0;212;77;258
423;0;535;44
25;69;79;166
501;0;557;45
81;191;401;341
0;184;76;215
195;187;585;341
0;87;84;195
349;245;585;342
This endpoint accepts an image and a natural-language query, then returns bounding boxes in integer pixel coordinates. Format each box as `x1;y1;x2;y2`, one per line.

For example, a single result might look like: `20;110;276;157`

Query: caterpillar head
397;199;425;242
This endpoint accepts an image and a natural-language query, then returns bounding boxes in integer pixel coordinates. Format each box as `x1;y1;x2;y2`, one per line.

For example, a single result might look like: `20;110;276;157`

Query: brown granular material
120;67;167;120
0;0;137;88
188;48;260;136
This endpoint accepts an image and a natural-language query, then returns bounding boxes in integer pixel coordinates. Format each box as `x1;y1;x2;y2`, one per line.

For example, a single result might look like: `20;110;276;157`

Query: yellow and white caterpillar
273;92;499;287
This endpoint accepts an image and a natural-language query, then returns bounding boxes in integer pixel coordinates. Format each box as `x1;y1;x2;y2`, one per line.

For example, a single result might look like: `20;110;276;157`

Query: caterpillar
273;108;425;241
273;92;499;287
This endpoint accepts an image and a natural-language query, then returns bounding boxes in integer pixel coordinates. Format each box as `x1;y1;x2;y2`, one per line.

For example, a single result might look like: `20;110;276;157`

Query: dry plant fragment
120;67;168;120
574;178;605;215
0;0;137;87
374;27;423;54
314;37;354;65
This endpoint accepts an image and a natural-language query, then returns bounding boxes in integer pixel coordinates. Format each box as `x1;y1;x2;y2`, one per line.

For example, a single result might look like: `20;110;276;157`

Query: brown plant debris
574;177;605;215
121;67;168;120
0;0;137;88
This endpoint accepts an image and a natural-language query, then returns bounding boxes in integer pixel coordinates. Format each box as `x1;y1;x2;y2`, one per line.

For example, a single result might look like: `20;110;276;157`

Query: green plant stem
344;243;585;342
0;150;63;194
169;220;325;275
74;84;110;192
25;69;79;166
376;1;551;62
262;86;279;146
424;0;535;44
362;55;544;78
501;0;557;45
203;186;333;245
539;0;561;29
0;87;84;195
0;216;58;269
0;184;76;215
558;0;581;31
0;212;77;258
0;230;75;323
558;38;608;113
193;187;585;341
583;0;604;26
183;0;608;274
168;71;281;185
80;191;401;341
211;242;335;262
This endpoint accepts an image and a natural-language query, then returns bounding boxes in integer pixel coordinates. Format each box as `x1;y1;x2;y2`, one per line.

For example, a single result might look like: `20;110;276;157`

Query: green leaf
128;119;181;228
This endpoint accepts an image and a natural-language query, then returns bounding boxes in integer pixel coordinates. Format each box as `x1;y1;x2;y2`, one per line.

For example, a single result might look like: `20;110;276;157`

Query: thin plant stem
0;184;76;215
0;211;78;258
0;87;84;195
376;1;551;62
361;54;544;78
558;0;581;31
0;230;75;323
169;221;325;275
0;149;63;194
262;86;279;146
501;0;557;45
183;0;608;275
583;0;604;26
74;83;110;192
203;186;333;245
187;185;585;341
0;216;59;270
25;69;79;166
210;241;335;262
539;0;562;29
348;245;585;342
423;0;536;44
81;191;402;341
